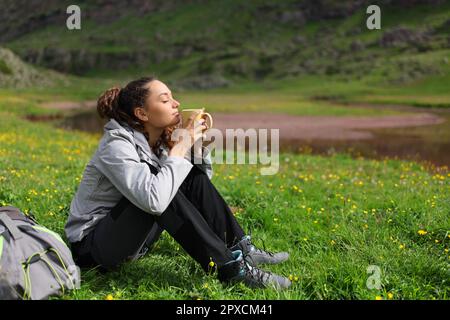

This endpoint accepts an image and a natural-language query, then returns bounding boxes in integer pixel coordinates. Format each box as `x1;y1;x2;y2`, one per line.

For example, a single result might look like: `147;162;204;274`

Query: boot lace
242;260;271;283
245;235;275;257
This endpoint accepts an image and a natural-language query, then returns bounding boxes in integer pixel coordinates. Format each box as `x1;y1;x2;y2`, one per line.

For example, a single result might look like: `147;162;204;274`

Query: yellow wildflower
417;230;427;236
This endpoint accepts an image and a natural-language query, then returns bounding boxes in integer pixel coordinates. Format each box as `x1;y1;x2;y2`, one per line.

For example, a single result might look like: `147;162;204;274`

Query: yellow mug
181;108;213;130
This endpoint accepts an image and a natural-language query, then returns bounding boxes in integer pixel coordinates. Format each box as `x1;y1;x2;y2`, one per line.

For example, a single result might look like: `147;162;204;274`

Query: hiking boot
230;235;289;267
218;250;291;290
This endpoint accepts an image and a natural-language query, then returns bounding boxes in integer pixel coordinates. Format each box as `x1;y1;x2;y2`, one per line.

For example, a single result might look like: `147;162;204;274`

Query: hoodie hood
103;118;166;164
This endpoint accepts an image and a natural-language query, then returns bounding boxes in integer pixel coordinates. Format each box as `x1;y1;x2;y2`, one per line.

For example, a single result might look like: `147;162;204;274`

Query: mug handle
202;112;213;129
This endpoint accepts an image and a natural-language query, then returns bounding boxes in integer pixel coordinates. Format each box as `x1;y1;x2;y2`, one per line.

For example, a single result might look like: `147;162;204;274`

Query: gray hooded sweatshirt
64;118;213;243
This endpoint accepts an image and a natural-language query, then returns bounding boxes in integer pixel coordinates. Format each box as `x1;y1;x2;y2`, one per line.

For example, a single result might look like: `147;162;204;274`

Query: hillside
0;0;448;91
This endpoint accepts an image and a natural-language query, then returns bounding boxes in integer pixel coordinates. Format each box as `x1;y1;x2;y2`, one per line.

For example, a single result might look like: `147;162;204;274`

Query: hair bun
97;87;121;119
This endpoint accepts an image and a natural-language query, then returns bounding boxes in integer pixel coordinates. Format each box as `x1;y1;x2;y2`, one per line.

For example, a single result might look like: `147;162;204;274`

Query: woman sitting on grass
64;76;291;290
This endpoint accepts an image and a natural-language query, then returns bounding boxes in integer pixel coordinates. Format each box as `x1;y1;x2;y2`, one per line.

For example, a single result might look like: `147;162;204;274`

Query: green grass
0;59;12;75
0;90;448;300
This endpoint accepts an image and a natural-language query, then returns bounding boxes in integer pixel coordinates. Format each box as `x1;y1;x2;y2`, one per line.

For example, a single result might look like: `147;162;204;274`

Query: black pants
69;162;246;274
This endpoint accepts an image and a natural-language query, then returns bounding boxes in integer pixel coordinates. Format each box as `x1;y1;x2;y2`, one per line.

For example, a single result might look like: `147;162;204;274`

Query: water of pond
54;109;450;168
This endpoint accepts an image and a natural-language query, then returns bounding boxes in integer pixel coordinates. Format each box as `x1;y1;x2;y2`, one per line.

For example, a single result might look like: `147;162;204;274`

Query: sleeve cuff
202;146;211;157
191;146;211;165
182;145;211;163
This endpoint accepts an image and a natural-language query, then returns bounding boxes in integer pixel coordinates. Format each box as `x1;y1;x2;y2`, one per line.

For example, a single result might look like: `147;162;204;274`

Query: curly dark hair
97;76;177;157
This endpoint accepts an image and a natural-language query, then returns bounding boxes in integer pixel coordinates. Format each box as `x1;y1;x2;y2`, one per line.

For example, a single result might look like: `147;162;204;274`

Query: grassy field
1;0;449;300
0;88;449;300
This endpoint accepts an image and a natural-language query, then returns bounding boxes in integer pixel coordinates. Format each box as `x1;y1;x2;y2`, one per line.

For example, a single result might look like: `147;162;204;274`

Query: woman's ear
134;107;149;122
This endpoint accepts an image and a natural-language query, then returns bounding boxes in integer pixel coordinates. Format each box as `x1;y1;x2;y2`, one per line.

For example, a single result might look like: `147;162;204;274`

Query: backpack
0;206;80;300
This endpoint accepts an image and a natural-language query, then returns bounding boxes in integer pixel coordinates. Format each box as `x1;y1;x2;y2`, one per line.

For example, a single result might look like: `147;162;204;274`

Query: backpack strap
0;212;23;240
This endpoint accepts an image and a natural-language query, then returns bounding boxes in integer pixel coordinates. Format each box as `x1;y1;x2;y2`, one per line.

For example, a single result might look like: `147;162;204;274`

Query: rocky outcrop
379;27;431;48
0;47;66;88
168;74;232;90
21;48;152;74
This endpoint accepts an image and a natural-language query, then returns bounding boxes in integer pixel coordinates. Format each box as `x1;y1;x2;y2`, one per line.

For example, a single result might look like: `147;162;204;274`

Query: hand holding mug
181;108;213;132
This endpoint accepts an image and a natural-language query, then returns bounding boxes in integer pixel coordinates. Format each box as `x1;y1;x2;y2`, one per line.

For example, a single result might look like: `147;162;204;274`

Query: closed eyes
162;95;175;103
